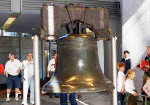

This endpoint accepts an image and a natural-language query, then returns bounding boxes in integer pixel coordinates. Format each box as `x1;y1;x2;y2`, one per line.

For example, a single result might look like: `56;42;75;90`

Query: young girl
125;69;137;105
117;62;126;105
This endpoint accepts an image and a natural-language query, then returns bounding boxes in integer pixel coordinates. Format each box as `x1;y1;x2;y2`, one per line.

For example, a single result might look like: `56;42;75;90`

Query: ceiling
0;0;120;33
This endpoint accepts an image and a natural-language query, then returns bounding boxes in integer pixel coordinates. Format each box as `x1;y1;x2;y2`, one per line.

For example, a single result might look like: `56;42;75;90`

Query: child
125;69;137;105
121;50;131;74
117;62;126;105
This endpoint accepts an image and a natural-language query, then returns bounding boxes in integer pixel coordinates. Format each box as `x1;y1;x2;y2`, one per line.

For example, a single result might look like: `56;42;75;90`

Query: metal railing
139;94;150;105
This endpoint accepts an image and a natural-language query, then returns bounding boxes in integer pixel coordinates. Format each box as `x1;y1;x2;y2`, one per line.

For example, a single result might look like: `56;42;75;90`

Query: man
47;53;57;79
46;53;60;98
21;53;34;105
5;53;22;102
121;50;131;74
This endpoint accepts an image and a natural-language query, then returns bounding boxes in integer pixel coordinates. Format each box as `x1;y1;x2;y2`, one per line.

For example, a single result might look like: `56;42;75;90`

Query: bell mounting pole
112;35;118;105
33;35;41;105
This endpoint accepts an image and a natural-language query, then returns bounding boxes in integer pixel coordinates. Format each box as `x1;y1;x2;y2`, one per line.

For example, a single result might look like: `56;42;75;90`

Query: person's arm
17;60;22;73
5;72;8;78
121;85;125;94
4;62;9;77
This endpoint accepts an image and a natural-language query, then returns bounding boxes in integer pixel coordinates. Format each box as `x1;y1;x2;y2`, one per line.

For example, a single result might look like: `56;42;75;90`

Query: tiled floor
0;92;112;105
0;92;143;105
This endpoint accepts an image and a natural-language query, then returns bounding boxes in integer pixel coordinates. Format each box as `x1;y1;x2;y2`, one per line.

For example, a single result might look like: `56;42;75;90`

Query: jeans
49;71;54;80
60;93;78;105
118;92;124;105
22;77;34;105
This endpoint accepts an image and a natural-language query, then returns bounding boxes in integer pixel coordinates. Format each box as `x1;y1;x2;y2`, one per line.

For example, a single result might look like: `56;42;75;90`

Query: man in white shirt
5;53;22;102
47;53;57;79
21;53;35;105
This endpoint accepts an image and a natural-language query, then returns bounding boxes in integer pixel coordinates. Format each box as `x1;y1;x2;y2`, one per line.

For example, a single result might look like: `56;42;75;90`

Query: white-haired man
21;53;34;105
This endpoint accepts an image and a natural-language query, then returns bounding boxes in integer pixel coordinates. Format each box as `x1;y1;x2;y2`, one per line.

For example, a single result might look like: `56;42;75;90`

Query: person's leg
69;93;78;105
54;93;60;98
122;94;125;105
6;89;11;101
6;77;12;101
22;78;29;105
60;93;68;105
15;88;20;101
14;76;21;101
118;93;122;105
29;77;34;105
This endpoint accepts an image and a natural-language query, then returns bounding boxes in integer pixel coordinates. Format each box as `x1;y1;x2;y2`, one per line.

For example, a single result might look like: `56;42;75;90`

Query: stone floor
0;92;113;105
0;92;143;105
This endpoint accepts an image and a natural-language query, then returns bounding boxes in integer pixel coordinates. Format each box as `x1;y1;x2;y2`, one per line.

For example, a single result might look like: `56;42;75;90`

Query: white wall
122;0;150;68
122;0;150;93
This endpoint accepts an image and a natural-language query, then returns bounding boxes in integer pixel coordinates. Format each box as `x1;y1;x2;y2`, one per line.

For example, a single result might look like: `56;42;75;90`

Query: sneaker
41;90;46;95
31;102;34;105
6;98;10;102
15;97;19;101
21;103;28;105
22;104;28;105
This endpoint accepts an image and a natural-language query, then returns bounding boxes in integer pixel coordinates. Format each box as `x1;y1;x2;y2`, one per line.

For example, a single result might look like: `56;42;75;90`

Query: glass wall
0;29;32;37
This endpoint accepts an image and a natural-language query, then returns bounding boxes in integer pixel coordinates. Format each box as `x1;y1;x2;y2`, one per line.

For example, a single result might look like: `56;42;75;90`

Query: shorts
7;74;21;89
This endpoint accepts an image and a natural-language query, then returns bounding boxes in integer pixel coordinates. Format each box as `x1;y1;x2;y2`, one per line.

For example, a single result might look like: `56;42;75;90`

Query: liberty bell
41;5;113;93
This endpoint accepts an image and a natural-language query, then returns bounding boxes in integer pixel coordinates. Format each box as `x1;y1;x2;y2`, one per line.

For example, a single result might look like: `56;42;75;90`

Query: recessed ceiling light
2;17;16;30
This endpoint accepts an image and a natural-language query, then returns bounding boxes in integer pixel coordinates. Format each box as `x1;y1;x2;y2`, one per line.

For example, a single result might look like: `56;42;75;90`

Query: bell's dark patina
43;34;113;93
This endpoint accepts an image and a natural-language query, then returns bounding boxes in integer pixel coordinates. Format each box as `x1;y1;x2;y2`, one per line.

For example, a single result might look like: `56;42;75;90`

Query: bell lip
42;88;114;94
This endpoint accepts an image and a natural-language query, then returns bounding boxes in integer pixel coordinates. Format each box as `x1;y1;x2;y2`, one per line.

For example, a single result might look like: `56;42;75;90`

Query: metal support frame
33;35;40;105
41;40;45;80
112;36;117;105
48;41;51;59
18;33;22;60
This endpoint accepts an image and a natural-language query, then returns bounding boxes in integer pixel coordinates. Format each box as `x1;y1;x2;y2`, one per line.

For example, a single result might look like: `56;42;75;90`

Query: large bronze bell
43;34;113;93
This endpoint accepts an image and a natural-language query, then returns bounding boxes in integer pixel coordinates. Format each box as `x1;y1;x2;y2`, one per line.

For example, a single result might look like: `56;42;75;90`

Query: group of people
4;52;34;105
4;47;150;105
117;46;150;105
3;52;77;105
